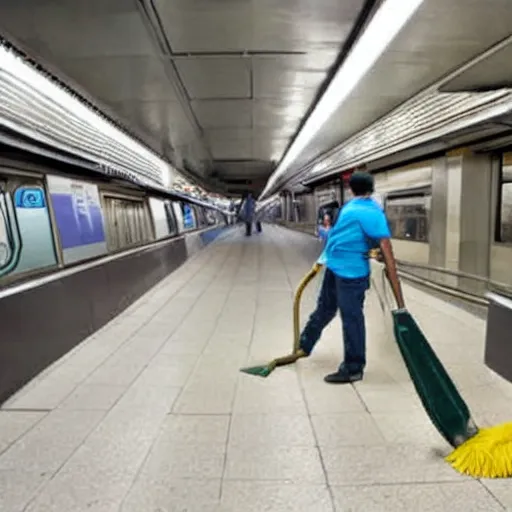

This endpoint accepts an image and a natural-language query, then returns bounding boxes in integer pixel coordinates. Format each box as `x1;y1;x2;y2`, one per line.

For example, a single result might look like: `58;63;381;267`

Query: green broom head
239;364;275;378
240;359;278;378
446;421;512;478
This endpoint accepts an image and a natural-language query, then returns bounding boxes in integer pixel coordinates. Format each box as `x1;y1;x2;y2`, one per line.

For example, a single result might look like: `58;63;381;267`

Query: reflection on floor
1;225;511;511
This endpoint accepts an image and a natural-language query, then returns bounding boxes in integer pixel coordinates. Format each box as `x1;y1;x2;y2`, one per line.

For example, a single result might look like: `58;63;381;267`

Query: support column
458;153;493;284
428;156;448;268
439;150;493;293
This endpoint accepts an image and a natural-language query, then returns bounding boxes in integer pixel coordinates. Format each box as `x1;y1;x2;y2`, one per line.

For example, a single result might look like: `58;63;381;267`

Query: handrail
276;220;512;301
396;260;512;296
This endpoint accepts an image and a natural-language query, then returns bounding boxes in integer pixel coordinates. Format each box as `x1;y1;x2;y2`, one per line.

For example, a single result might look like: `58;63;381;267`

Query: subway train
278;152;512;301
0;157;230;290
0;148;233;404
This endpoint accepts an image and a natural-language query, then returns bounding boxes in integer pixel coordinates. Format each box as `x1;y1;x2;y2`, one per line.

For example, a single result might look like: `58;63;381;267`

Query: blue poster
14;188;46;209
182;203;195;229
47;176;107;264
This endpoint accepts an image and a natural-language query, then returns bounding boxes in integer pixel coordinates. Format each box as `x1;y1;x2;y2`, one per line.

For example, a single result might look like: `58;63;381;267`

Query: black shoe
324;369;363;384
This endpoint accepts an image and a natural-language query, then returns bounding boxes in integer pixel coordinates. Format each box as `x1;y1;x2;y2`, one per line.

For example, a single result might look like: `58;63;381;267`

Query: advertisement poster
11;186;57;274
182;203;195;230
149;197;170;239
47;176;107;264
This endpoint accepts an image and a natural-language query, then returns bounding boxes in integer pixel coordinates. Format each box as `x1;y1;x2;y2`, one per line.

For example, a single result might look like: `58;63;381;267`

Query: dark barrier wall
0;227;228;404
484;294;512;383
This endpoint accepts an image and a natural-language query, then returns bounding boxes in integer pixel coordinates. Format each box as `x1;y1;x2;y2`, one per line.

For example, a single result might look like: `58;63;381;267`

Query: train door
0;173;57;281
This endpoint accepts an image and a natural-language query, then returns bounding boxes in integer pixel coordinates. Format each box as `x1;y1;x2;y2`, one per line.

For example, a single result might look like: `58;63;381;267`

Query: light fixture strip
260;0;425;199
0;44;173;185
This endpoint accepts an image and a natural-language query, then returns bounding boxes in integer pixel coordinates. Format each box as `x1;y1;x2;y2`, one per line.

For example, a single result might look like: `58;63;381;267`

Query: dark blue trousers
299;269;370;374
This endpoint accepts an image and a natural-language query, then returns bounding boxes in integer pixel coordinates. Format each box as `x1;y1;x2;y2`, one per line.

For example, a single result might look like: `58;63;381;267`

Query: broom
239;263;322;377
381;271;512;479
240;248;381;378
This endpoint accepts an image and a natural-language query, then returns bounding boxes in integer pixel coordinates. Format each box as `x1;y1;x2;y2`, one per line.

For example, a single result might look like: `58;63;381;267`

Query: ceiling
266;0;512;195
0;0;370;196
2;1;512;199
440;36;512;93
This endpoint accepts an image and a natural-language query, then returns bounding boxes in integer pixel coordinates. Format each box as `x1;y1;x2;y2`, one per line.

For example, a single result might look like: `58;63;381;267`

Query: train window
196;206;208;228
180;202;196;230
0;187;20;276
164;201;178;236
0;175;57;283
102;195;152;251
206;209;217;226
498;157;512;243
148;198;170;240
385;195;430;242
317;200;340;226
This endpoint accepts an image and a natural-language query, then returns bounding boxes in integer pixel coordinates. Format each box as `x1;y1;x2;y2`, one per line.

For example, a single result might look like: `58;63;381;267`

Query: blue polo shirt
318;197;391;279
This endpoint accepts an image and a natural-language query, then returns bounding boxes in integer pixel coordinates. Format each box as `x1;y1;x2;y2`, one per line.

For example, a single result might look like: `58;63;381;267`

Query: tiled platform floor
1;225;511;511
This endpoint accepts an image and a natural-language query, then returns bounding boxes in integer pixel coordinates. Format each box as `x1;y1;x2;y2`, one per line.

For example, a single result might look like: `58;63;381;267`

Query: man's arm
379;238;405;310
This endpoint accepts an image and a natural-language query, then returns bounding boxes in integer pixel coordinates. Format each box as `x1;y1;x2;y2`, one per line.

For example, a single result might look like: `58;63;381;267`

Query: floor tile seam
325;474;475;488
0;410;51;459
174;226;236;270
145;237;241;408
271;230;336;512
317;479;495;488
84;246;225;386
117;241;244;511
24;406;170;512
219;239;264;501
8;245;223;413
20;407;110;512
151;253;238;348
0;323;117;409
18;244;236;511
298;376;337;512
479;480;508;510
217;476;481;487
106;408;174;512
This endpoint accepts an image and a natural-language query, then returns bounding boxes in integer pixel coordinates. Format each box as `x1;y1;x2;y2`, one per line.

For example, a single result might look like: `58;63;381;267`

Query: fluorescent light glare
0;46;173;185
260;0;424;198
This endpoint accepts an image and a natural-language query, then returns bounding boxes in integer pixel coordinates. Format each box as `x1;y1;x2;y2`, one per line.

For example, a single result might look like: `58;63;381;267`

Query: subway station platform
1;226;512;512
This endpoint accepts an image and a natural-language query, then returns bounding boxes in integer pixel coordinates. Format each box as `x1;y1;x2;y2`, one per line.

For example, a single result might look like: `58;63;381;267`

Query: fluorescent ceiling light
0;46;174;186
260;0;424;199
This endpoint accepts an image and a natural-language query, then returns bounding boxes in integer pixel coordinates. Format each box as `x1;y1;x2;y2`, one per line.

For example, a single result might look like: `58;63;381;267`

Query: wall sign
47;176;107;264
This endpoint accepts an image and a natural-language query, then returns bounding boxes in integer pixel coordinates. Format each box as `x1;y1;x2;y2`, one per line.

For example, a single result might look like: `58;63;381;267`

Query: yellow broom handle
293;263;322;352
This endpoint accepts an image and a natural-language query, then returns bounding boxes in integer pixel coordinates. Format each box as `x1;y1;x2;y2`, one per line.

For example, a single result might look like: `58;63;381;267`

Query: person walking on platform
298;171;405;384
239;192;256;236
254;207;263;234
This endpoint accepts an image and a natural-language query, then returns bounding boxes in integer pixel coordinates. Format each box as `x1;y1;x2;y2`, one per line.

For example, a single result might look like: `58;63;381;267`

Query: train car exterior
0;153;232;404
275;149;512;301
0;161;228;290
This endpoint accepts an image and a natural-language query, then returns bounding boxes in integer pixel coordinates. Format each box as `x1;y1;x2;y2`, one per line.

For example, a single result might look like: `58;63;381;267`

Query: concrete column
428;156;448;268
279;195;286;220
444;154;463;276
286;192;293;222
458;152;493;293
436;151;493;293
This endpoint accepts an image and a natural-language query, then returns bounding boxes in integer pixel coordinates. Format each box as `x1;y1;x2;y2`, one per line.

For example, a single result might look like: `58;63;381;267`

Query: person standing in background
239;192;256;236
318;213;332;245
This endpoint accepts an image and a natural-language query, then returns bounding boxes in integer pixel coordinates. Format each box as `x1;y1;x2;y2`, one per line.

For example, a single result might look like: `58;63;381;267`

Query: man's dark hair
349;171;374;196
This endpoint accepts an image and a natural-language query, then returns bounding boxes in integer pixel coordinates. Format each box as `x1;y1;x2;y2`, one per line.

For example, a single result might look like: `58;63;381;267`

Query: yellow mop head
446;421;512;478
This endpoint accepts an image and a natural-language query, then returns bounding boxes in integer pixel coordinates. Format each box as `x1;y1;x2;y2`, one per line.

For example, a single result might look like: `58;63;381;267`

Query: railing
395;260;512;306
275;219;512;306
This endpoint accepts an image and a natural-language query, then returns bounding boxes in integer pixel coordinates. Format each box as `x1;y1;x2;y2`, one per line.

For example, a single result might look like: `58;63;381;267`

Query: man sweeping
298;171;405;384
